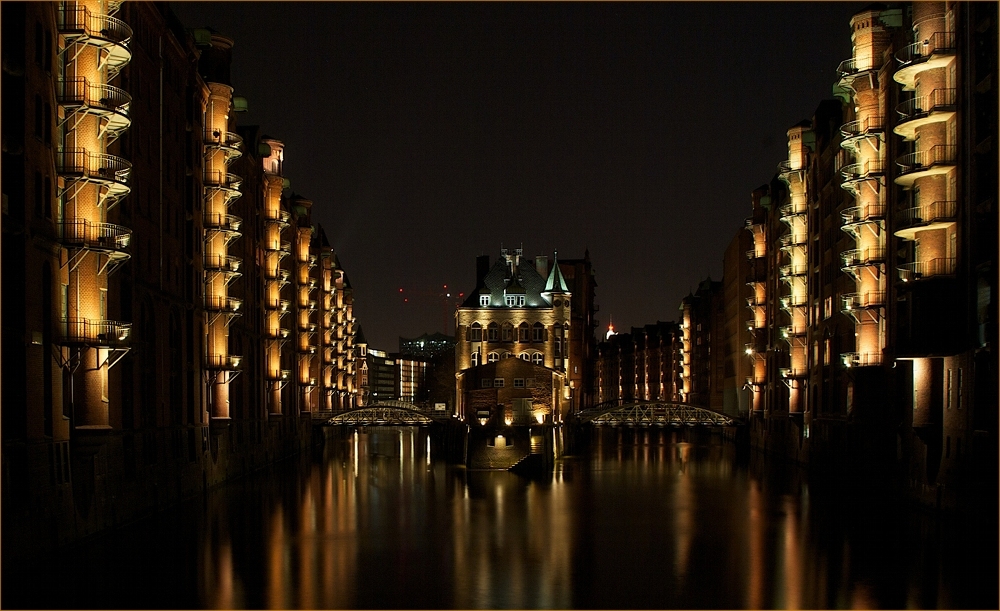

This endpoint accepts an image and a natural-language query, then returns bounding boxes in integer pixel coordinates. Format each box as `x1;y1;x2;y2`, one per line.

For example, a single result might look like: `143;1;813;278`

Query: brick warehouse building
1;1;361;561
731;2;996;510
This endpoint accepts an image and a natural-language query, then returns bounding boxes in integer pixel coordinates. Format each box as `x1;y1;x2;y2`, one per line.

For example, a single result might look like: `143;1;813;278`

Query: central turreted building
454;247;597;423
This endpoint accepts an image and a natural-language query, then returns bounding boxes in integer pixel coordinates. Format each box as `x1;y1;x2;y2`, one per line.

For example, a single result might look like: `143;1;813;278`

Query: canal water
6;426;996;609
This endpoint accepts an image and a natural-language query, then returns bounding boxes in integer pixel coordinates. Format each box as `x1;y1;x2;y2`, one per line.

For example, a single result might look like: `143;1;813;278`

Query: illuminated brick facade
455;247;583;423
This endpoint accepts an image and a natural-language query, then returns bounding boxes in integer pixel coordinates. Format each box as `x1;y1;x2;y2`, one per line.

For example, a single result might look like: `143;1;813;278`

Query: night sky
170;2;863;351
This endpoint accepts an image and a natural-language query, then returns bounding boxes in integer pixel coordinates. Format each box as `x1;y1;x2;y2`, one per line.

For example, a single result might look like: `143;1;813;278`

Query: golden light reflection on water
190;426;979;610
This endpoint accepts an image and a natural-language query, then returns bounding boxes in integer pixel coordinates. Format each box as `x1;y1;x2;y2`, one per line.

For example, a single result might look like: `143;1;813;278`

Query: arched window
518;322;529;342
471;352;479;367
519;352;530;362
501;322;513;342
532;322;544;342
501;351;512;359
531;352;544;366
487;352;500;363
487;322;499;342
470;322;482;341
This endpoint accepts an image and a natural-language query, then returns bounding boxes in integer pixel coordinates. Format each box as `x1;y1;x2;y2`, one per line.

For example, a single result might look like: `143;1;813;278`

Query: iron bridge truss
578;401;736;427
327;401;439;426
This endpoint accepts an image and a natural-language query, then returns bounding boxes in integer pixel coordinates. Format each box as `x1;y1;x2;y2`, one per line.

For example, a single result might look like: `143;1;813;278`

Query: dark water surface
5;427;997;609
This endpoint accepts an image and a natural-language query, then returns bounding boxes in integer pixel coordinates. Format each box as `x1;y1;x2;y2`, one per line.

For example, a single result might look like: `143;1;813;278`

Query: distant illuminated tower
261;138;290;415
777;123;813;414
836;7;892;374
55;0;134;434
745;187;769;414
605;318;616;341
200;33;244;423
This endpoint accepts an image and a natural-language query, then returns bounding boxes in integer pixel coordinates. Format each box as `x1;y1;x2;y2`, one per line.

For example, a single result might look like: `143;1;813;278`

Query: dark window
34;172;43;217
470;322;481;342
532;322;544;342
487;322;499;342
518;323;529;342
43;102;51;144
43;176;51;219
34;95;43;137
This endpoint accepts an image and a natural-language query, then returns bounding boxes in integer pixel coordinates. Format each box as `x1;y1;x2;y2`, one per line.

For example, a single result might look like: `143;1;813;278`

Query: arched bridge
326;400;451;426
576;400;738;427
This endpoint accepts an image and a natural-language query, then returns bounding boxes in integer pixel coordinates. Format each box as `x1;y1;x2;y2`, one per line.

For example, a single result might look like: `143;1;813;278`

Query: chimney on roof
476;255;490;285
535;255;548;278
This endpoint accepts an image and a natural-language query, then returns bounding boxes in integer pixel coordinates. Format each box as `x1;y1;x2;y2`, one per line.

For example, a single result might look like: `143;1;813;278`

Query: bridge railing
577;400;739;427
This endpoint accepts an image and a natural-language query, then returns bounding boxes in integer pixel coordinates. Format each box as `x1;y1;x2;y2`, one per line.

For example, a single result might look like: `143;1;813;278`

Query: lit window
480;295;489;306
514;378;525;388
494;378;504;388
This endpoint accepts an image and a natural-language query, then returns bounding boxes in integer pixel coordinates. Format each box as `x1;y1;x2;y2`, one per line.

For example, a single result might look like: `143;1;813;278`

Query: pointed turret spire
544;250;570;293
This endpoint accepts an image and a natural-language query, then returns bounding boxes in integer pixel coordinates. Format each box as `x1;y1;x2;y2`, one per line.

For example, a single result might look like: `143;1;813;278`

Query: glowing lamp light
745;347;753;355
534;412;545;424
504;416;513;426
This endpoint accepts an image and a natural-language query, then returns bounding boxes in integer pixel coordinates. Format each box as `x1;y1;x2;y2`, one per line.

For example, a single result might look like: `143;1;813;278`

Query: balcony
840;159;885;191
56;6;132;77
894;89;957;140
203;171;242;205
745;248;764;260
262;208;291;226
842;291;886;312
840;115;885;151
204;295;242;313
897;257;957;283
266;327;290;340
777;159;805;183
56;79;131;140
205;354;242;371
895;145;957;187
298;345;317;355
841;203;886;231
779;263;808;278
59;219;130;256
778;202;807;222
265;298;290;313
836;56;879;83
841;351;883;368
300;322;318;333
57;318;130;347
778;367;808;379
841;247;886;272
57;149;132;202
779;232;807;250
894;200;957;240
203;212;242;234
894;32;957;90
779;294;807;309
203;129;243;161
204;253;243;274
266;369;292;382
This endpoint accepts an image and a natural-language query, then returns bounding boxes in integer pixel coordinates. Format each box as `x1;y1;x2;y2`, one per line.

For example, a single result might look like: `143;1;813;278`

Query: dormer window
505;295;516;306
480;295;490;306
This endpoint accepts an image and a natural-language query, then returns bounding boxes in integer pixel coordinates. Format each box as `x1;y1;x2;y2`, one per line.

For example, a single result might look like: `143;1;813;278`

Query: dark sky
170;1;862;351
